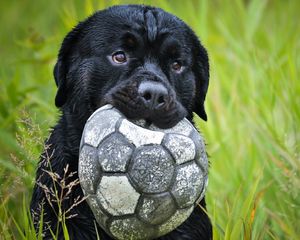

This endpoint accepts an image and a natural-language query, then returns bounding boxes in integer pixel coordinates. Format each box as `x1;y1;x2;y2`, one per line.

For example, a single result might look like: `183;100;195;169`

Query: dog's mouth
102;80;187;129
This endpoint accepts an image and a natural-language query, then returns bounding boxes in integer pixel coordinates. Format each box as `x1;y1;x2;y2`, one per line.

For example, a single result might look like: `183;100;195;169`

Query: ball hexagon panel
109;217;156;240
119;119;165;147
149;118;194;136
86;195;109;227
171;163;203;208
137;193;176;225
158;206;194;237
78;145;100;195
129;145;175;193
98;133;133;172
88;104;114;120
83;108;122;148
163;133;196;165
96;175;140;216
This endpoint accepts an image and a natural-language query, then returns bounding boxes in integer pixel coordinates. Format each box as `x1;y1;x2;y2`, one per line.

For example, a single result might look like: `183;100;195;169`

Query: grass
0;0;299;239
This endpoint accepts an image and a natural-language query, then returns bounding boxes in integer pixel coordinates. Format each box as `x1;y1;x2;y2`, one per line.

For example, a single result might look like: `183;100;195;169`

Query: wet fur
30;5;212;240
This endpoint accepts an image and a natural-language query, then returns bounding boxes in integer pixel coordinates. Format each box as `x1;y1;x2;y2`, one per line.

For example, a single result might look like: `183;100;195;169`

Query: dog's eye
171;61;182;72
112;51;127;64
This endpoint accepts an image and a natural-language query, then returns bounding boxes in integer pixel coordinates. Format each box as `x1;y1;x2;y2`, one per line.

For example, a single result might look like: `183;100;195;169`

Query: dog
30;5;212;240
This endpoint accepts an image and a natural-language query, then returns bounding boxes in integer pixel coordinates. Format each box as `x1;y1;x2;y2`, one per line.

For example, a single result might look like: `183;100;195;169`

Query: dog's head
54;5;209;129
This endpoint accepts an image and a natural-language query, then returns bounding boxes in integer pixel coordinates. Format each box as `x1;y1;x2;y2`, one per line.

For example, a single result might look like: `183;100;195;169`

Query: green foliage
0;0;299;239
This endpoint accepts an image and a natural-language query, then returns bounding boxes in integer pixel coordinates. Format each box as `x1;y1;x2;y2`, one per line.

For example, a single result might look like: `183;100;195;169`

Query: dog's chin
145;101;188;129
101;97;187;129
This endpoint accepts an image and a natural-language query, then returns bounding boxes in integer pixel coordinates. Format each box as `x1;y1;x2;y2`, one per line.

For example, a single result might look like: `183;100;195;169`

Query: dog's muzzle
103;73;187;128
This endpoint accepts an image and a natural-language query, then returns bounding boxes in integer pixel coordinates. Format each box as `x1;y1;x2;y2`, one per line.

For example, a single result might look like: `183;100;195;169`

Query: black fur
31;5;211;239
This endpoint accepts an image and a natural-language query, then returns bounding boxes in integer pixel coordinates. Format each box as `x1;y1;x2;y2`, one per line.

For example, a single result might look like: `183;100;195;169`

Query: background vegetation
0;0;299;239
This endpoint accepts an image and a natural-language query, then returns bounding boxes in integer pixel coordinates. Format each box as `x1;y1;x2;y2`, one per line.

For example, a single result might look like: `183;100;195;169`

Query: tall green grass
0;0;299;239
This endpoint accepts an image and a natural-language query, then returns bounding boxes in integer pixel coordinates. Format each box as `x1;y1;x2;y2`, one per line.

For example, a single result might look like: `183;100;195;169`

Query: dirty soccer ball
79;104;209;240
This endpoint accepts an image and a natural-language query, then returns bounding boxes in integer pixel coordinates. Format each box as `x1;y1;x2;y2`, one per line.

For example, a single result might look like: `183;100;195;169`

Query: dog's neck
50;104;92;159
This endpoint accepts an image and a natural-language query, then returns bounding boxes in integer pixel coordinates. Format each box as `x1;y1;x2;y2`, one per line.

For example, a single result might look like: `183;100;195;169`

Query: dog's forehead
90;5;187;45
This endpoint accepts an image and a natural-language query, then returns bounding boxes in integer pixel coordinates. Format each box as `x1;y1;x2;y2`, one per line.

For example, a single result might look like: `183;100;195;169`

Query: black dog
30;5;211;240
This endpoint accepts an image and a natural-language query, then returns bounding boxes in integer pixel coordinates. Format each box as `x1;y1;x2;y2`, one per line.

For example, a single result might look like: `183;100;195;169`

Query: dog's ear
54;60;67;107
54;21;85;108
191;35;209;121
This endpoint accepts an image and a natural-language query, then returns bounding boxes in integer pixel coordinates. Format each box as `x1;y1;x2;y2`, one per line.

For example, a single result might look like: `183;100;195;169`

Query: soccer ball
79;104;208;240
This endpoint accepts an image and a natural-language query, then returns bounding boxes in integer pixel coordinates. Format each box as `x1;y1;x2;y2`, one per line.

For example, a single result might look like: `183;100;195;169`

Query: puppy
30;5;212;240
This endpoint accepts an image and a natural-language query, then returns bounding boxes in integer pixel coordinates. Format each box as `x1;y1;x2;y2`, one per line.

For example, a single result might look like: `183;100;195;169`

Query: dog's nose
138;81;168;110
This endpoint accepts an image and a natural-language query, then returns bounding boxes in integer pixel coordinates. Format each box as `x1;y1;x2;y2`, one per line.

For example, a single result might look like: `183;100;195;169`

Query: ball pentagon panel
98;133;133;172
129;145;175;193
137;193;176;225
